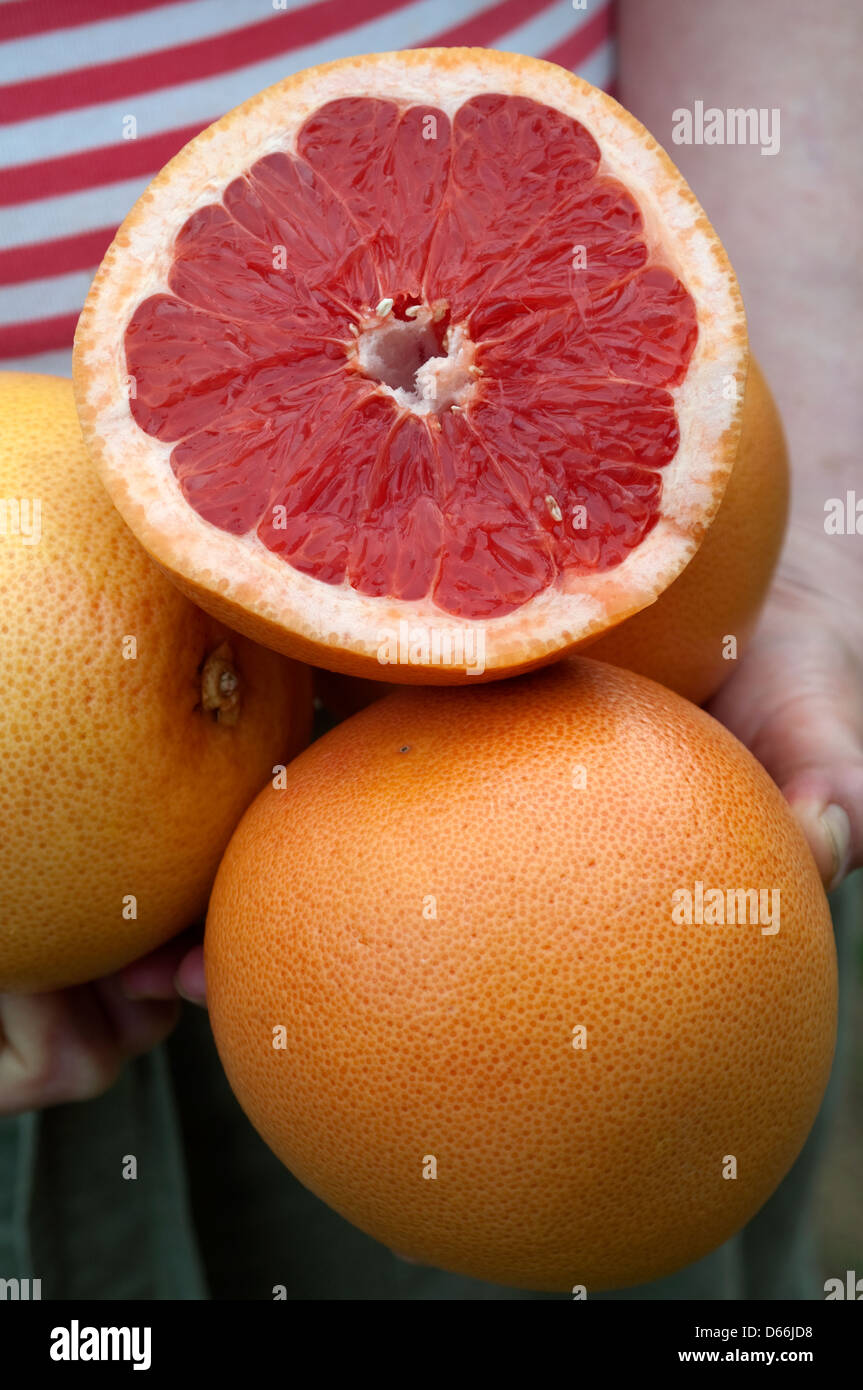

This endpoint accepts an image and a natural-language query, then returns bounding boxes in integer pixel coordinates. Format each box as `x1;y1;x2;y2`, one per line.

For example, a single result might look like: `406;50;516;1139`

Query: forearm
618;0;863;548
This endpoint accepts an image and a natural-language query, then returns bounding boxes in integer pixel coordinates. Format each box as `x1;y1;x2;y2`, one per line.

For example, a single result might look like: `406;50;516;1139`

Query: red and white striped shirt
0;0;616;375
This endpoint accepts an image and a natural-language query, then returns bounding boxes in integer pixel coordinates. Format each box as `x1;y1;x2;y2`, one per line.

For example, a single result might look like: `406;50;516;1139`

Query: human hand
709;543;863;889
0;929;206;1116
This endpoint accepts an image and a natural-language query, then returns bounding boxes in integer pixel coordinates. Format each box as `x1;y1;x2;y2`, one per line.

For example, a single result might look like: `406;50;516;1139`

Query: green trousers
1;876;858;1301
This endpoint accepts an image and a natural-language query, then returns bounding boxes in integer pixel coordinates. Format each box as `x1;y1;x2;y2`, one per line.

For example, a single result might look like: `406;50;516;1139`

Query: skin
2;0;861;1114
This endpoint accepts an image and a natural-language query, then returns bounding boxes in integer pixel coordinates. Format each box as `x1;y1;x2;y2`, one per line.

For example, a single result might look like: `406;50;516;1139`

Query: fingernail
819;804;851;890
790;800;851;889
174;977;207;1008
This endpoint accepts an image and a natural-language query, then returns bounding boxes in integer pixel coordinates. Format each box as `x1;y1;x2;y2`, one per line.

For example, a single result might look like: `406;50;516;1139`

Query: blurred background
816;929;863;1281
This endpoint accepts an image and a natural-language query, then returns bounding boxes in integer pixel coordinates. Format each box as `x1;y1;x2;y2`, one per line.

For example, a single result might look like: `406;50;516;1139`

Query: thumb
743;687;863;888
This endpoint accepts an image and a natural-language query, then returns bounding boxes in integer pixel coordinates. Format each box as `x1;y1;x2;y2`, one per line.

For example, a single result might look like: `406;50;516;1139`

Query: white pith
73;48;748;679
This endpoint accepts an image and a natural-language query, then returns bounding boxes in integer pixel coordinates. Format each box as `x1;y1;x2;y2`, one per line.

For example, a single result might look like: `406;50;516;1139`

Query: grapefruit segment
465;178;649;332
422;93;601;316
298;99;452;298
75;48;748;682
224;151;379;308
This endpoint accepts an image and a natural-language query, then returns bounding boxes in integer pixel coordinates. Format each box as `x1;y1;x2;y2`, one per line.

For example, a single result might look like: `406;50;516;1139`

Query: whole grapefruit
0;374;312;993
205;658;836;1291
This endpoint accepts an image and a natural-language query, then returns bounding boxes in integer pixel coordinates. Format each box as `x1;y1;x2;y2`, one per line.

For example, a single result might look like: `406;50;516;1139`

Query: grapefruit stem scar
200;641;242;726
0;373;313;994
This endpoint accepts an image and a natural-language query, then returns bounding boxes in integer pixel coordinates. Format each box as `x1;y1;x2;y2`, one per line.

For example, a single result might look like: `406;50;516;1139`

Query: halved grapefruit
74;48;747;684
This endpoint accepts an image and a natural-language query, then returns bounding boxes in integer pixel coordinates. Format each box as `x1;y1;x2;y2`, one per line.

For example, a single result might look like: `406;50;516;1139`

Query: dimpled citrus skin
206;658;837;1292
0;374;312;993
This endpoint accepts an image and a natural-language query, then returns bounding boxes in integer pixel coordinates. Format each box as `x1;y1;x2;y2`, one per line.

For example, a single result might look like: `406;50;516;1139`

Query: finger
92;977;181;1057
0;987;120;1113
739;690;862;888
789;799;853;889
118;927;204;1001
175;945;206;1007
710;627;863;888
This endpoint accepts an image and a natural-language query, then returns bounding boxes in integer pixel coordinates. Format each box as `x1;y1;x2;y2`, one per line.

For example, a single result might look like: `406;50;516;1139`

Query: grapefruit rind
205;659;837;1290
74;48;748;682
